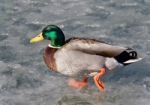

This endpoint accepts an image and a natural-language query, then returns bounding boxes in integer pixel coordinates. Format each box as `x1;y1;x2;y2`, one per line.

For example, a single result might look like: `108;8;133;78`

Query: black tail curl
115;48;137;65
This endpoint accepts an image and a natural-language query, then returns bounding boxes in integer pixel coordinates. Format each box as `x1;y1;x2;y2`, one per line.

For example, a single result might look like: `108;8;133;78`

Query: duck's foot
68;78;88;89
93;67;106;92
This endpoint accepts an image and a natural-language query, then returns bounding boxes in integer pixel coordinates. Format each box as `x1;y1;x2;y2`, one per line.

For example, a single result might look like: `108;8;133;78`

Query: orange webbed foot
68;78;88;89
93;67;106;92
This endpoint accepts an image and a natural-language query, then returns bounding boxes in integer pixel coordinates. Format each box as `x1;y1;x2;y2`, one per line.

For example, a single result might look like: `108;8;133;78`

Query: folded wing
63;38;127;57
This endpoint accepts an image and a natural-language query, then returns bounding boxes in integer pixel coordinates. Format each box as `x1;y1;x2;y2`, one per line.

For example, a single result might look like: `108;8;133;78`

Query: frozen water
0;0;150;105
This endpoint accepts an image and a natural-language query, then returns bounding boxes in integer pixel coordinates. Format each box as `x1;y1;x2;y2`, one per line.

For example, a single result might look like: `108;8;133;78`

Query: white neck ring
48;44;61;49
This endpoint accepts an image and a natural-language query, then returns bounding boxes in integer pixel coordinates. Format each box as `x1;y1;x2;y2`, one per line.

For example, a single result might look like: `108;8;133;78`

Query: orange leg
93;67;106;92
68;77;88;89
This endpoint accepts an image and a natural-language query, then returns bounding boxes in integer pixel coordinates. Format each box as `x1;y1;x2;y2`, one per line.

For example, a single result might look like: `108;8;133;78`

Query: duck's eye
42;32;49;39
42;33;46;38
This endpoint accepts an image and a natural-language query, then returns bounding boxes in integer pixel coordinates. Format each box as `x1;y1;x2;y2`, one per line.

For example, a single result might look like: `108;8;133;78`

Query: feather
63;37;127;57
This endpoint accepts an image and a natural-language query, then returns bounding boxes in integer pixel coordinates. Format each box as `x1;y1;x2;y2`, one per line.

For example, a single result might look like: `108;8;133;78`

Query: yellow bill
30;33;44;43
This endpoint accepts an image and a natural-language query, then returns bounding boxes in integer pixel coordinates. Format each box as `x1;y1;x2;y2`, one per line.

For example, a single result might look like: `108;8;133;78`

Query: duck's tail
115;48;142;65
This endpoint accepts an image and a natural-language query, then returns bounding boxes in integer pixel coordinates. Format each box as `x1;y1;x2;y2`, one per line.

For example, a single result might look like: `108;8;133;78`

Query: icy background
0;0;150;105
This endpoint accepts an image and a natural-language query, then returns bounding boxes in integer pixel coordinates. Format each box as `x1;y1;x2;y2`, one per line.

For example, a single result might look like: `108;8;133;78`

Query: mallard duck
30;25;142;91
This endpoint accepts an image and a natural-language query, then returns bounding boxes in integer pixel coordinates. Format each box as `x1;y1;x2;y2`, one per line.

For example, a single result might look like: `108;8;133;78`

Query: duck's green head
30;25;65;47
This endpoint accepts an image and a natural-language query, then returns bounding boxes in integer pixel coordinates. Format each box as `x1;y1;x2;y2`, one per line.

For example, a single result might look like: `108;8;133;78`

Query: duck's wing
63;37;127;57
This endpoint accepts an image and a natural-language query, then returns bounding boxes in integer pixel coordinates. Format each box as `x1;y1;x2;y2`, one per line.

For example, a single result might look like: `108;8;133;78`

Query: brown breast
43;46;58;71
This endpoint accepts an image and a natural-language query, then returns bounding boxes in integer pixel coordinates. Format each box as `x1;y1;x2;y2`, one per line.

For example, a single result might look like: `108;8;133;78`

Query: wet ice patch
57;95;93;105
0;46;17;62
0;34;8;41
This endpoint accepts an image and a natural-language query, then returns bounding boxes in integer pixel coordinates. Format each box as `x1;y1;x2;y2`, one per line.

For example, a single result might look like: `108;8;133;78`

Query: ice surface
0;0;150;105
